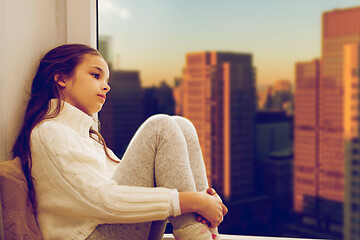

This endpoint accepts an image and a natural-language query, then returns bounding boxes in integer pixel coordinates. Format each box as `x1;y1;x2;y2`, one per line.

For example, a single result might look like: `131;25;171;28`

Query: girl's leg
171;116;221;240
87;114;215;240
171;116;208;191
149;116;214;240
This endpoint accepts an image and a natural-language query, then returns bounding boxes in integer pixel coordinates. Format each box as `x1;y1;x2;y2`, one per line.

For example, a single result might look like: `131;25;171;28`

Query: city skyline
99;0;360;87
98;3;360;239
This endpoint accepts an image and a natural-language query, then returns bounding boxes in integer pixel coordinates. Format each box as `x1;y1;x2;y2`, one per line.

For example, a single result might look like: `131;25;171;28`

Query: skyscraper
343;43;360;240
143;81;176;119
273;79;292;93
180;52;256;201
294;59;321;229
257;85;273;110
294;6;360;240
98;35;114;67
272;79;293;112
173;77;184;116
320;7;360;239
262;150;293;219
256;111;293;169
99;70;144;158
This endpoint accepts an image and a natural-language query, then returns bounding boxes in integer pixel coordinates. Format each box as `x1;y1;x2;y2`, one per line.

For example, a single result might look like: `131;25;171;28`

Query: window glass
98;1;360;239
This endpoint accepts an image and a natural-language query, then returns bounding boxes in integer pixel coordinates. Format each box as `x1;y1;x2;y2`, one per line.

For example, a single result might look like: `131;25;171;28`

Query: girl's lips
98;94;106;100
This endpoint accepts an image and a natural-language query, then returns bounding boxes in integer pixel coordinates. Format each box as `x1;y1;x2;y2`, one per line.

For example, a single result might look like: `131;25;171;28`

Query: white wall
0;0;96;161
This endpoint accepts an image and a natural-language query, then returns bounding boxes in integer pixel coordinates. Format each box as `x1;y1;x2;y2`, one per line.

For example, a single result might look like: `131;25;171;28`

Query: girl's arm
31;122;179;223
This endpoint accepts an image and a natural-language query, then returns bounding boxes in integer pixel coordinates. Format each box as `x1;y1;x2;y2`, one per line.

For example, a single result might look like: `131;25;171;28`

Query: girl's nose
103;83;111;92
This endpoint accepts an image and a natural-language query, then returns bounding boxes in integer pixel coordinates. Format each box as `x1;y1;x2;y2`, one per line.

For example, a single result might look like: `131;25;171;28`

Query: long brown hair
12;44;118;213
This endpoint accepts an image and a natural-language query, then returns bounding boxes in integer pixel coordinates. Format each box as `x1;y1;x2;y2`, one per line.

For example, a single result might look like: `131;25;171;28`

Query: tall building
320;7;360;239
294;59;321;230
343;43;360;240
255;111;293;166
294;6;360;240
99;70;144;158
143;81;175;119
98;35;114;67
257;80;293;113
272;80;293;112
257;85;273;110
273;79;292;92
255;111;293;195
173;77;184;116
262;150;293;219
180;52;256;201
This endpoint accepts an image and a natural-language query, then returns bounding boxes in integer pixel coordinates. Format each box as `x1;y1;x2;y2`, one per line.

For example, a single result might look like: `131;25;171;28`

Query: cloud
99;0;130;19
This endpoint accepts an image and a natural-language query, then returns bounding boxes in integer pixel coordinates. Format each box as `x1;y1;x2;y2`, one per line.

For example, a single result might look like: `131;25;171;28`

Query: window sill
163;234;326;240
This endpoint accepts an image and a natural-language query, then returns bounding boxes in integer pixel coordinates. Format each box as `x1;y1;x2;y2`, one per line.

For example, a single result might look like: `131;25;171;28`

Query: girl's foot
172;220;221;240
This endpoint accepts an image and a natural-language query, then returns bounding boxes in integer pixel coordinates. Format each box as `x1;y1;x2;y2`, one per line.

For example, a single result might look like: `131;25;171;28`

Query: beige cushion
0;157;42;240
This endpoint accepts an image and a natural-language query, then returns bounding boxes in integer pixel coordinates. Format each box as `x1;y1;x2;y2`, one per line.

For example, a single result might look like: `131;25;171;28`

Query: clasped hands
196;188;228;228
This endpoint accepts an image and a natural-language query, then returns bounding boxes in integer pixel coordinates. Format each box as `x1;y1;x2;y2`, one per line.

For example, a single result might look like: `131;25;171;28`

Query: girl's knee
146;114;172;124
144;115;198;137
144;114;177;130
144;114;184;139
171;116;196;132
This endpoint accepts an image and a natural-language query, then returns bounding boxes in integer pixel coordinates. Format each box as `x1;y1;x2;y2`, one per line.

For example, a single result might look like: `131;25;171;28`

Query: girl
12;44;227;240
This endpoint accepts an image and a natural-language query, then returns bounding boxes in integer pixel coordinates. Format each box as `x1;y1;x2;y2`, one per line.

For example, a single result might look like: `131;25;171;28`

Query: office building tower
294;6;360;239
255;111;293;194
173;77;184;116
343;43;360;240
263;86;274;110
99;70;144;158
143;81;175;119
273;79;292;92
320;7;360;239
294;59;321;229
262;150;293;217
256;111;293;165
180;52;256;201
257;86;272;110
98;35;114;68
272;80;293;112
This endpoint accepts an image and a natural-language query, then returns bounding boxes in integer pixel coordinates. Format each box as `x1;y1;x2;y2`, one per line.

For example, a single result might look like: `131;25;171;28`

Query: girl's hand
179;189;228;228
196;191;223;228
196;214;211;227
196;188;228;227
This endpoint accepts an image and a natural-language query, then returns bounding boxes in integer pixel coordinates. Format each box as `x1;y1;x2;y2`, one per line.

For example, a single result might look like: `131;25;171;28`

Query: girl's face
56;54;111;115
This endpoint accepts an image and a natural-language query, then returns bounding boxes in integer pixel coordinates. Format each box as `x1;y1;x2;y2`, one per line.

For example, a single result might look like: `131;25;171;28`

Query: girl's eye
91;73;100;79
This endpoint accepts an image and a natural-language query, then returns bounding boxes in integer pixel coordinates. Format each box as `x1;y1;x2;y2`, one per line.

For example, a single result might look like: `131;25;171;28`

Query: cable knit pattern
30;100;174;240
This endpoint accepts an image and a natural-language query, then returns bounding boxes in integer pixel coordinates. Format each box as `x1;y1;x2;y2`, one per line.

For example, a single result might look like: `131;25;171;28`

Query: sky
99;0;360;87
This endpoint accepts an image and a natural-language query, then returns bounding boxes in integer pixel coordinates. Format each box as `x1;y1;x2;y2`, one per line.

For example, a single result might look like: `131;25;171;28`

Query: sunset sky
99;0;360;87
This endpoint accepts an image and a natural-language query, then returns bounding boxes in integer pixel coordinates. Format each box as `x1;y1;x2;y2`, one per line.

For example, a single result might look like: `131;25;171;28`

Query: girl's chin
84;107;102;115
90;105;103;115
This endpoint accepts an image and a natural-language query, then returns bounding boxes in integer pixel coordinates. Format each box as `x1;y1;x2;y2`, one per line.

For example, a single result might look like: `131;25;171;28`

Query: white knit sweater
30;100;179;240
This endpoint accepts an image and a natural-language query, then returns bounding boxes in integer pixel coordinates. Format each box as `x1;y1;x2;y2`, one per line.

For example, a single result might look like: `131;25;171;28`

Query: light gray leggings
86;114;209;240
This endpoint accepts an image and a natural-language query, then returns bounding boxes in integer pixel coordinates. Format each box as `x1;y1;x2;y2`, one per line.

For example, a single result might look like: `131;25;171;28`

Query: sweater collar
49;99;95;137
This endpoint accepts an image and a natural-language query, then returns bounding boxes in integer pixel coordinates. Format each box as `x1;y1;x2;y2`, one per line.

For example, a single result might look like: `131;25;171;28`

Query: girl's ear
54;74;67;88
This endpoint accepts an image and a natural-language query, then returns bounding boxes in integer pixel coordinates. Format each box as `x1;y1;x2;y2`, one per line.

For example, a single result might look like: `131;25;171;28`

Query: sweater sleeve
31;121;175;224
